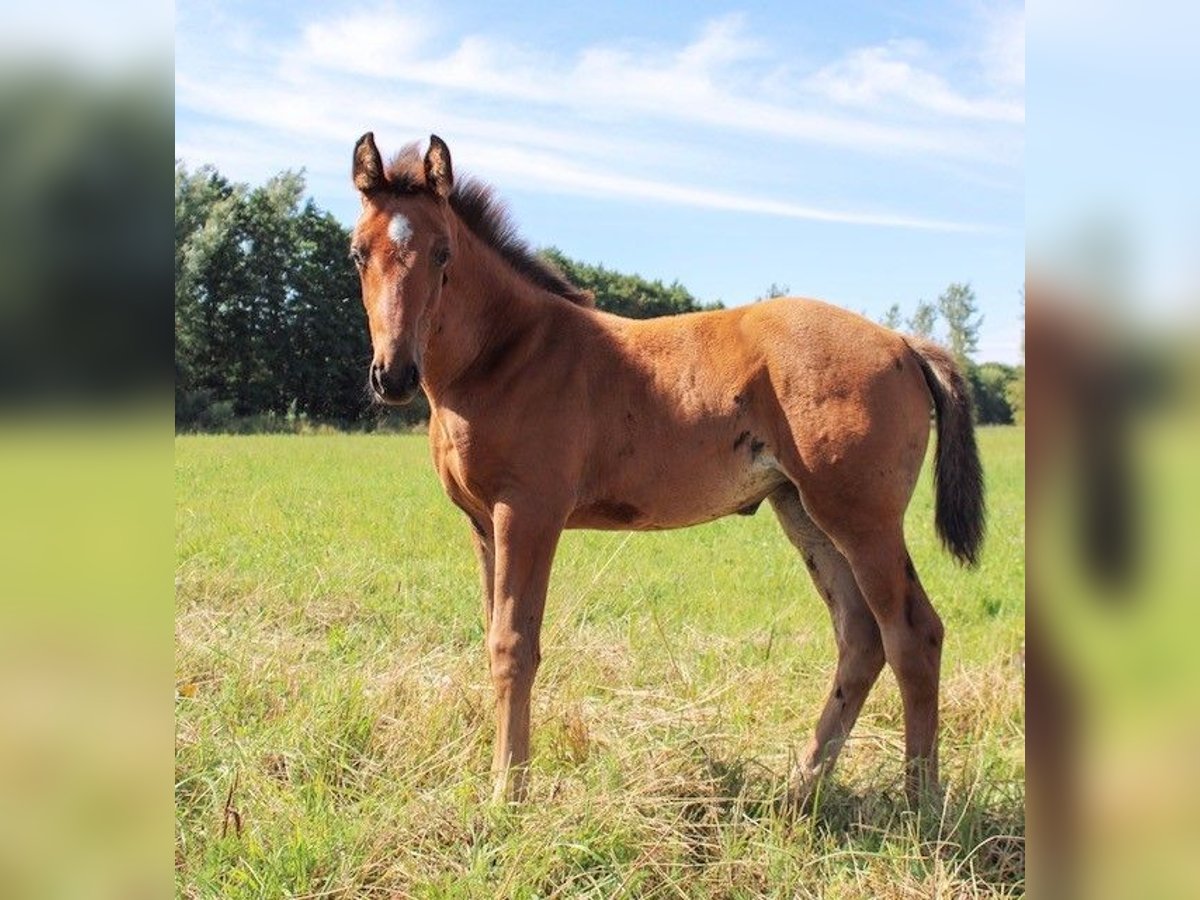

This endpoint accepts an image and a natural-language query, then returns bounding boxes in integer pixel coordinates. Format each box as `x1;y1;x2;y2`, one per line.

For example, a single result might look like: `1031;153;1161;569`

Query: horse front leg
487;500;562;803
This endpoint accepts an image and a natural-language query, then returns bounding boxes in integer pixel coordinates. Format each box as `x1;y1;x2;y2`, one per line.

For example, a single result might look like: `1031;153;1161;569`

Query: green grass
175;426;1024;898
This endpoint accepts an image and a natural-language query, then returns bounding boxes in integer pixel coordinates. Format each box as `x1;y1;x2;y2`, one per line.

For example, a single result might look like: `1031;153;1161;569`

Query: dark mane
384;145;592;307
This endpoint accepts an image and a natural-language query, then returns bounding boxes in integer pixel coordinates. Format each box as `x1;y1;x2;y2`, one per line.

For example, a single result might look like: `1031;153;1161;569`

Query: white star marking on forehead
388;213;412;245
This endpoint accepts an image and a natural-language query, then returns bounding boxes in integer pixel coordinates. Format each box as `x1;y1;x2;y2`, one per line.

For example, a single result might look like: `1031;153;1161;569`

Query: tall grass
176;427;1024;898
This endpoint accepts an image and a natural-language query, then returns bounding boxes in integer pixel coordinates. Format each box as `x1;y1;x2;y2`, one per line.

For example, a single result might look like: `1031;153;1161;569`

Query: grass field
175;426;1025;898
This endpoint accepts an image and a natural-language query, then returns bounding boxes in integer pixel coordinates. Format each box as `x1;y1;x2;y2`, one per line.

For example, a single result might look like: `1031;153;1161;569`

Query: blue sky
176;1;1025;362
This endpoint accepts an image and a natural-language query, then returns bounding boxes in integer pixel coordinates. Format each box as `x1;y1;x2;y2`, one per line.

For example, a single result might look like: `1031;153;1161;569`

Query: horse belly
569;450;786;531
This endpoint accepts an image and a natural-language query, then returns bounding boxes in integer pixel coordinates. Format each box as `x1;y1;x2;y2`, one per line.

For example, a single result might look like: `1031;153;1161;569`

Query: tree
175;164;251;424
881;303;903;329
907;301;938;339
937;282;983;365
1006;366;1025;425
284;201;373;424
1008;287;1025;424
756;283;790;302
969;362;1018;425
238;171;307;415
539;247;720;318
175;164;376;429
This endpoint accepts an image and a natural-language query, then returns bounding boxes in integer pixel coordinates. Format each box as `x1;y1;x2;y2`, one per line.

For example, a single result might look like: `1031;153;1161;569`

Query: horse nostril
369;363;385;395
370;362;419;400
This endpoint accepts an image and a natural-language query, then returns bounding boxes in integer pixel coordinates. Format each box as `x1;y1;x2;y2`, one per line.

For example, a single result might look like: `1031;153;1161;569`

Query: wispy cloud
804;40;1023;123
287;10;1017;163
174;76;987;233
457;142;992;232
176;4;1023;231
980;4;1026;90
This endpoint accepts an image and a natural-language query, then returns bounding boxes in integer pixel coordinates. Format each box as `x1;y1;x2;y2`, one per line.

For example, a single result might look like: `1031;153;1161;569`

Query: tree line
176;164;1021;430
175;165;724;430
878;283;1024;425
176;166;369;429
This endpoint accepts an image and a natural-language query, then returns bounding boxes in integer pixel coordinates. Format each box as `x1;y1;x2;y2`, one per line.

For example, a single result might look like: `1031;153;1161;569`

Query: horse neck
421;216;546;403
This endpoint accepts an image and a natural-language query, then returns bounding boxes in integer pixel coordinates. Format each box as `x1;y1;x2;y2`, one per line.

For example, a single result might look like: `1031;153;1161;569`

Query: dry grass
175;428;1024;897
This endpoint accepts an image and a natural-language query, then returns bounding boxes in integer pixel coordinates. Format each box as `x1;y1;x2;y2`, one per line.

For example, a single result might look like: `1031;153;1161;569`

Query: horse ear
353;132;386;194
424;134;454;200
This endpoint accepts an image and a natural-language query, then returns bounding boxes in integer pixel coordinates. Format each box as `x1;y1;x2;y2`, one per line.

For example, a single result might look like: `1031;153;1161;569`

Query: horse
348;132;985;805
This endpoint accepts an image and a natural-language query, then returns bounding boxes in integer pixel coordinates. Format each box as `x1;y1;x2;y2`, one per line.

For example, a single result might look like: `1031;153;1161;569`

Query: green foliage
539;247;720;318
938;282;983;366
175;163;377;430
881;302;903;329
757;282;790;302
1;74;168;403
907;300;938;339
892;288;1017;424
969;361;1019;425
1006;366;1026;425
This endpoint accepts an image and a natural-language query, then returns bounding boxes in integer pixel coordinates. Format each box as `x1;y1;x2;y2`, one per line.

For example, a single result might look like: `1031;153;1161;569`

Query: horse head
350;132;456;404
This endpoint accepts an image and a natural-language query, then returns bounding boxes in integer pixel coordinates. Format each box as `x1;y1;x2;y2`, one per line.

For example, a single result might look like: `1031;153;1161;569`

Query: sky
175;0;1025;363
1025;0;1200;319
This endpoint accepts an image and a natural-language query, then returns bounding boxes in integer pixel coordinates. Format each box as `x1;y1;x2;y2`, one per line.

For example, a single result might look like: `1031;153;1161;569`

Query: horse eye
350;247;366;268
432;246;451;267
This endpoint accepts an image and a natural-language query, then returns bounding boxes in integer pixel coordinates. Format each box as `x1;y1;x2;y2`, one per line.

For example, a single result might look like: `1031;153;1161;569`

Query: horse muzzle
369;360;421;405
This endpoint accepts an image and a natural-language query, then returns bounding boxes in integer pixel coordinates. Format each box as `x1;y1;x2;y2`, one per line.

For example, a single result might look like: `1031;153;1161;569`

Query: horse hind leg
769;484;886;798
837;528;945;804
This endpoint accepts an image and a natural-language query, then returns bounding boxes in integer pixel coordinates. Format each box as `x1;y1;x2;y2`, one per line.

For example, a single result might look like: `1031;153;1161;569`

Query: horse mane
384;145;593;307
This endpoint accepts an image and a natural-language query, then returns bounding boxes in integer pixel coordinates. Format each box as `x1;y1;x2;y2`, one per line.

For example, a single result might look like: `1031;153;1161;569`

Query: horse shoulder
428;407;489;518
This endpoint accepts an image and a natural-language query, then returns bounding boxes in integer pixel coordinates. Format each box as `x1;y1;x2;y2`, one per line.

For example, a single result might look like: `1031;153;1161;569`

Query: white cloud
176;5;1023;231
300;11;435;79
804;40;1023;123
278;8;1019;163
674;13;765;68
458;142;991;232
980;5;1025;90
174;89;987;233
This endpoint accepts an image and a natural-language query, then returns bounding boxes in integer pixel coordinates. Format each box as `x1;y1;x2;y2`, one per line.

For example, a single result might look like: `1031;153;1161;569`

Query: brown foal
349;133;985;804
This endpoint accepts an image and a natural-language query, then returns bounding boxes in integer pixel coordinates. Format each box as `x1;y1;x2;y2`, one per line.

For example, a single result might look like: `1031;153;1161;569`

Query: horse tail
905;337;986;566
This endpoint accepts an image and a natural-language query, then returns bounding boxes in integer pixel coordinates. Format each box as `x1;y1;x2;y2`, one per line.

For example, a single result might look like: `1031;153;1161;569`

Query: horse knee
907;599;944;660
887;619;943;708
859;638;887;679
838;612;885;668
925;609;945;654
841;650;885;698
897;590;944;650
488;630;539;688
